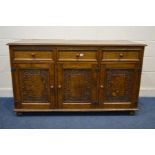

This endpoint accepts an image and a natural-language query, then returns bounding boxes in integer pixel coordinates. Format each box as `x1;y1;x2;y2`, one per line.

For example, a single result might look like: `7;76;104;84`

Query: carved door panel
57;62;99;109
99;63;140;109
12;63;55;109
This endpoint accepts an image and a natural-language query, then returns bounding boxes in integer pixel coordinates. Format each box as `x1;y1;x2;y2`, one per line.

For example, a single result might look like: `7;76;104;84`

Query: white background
0;0;155;155
0;26;155;97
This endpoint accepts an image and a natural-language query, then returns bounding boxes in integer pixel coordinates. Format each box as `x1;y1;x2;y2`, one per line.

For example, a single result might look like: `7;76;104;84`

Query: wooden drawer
13;51;53;61
102;51;140;61
58;51;97;61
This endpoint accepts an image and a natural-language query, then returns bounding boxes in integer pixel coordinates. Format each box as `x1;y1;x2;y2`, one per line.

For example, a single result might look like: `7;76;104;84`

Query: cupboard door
12;63;55;110
99;63;140;109
57;62;99;109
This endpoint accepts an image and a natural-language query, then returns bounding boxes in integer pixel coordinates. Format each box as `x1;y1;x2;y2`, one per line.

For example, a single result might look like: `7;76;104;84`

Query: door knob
76;53;80;58
50;85;54;89
100;85;104;88
58;85;62;88
116;90;119;93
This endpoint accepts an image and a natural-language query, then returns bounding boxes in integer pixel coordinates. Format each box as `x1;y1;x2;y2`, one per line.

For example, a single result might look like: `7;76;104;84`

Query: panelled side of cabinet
8;40;146;114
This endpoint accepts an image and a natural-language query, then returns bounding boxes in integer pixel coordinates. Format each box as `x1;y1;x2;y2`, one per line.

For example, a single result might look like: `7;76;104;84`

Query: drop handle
58;85;62;88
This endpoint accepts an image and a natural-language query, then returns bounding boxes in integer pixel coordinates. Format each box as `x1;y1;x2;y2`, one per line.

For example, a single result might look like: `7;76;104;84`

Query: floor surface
0;97;155;129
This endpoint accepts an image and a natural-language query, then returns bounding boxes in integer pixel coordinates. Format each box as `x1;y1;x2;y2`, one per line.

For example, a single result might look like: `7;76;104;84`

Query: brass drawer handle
119;53;124;58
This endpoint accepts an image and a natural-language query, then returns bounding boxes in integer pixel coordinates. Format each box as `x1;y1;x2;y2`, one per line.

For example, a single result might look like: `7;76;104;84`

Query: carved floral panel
20;69;49;103
105;69;133;102
63;69;91;103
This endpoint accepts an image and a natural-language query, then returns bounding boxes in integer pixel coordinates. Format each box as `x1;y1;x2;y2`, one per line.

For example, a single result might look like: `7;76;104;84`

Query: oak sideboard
8;40;146;115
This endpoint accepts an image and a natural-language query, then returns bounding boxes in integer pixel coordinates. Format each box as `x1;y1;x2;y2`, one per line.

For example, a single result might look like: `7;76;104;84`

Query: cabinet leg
16;112;23;116
129;111;135;115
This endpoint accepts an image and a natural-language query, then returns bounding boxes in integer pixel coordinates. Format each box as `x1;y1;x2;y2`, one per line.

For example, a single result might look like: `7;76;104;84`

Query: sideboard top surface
8;39;147;46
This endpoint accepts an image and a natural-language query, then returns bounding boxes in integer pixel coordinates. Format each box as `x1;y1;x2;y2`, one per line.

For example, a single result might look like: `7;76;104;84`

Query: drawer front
58;51;97;61
14;51;53;61
102;51;140;61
